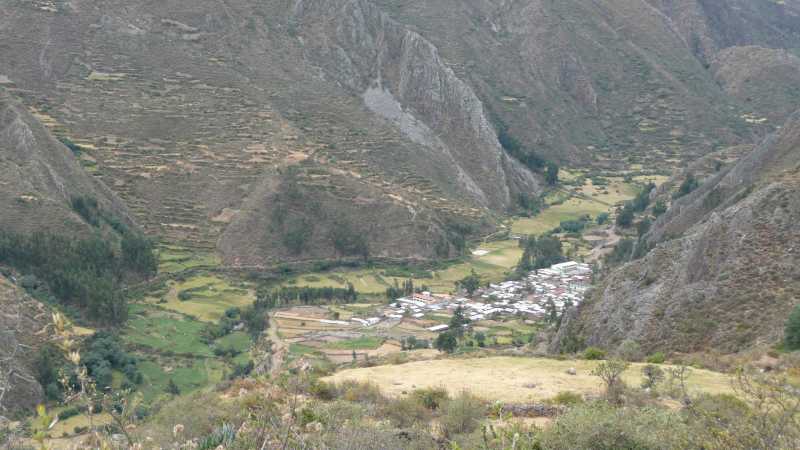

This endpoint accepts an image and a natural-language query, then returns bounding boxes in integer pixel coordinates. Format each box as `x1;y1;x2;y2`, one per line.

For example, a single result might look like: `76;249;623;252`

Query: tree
637;217;652;237
641;364;664;389
785;304;800;350
449;306;470;337
166;378;180;395
457;270;480;296
596;212;610;225
435;332;458;354
474;332;486;347
517;235;564;275
616;203;634;228
546;162;559;186
674;174;700;199
652;199;667;217
591;359;629;404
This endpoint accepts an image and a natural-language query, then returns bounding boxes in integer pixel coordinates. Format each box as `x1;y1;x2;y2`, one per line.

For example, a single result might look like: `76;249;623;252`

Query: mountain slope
553;116;800;354
0;93;132;235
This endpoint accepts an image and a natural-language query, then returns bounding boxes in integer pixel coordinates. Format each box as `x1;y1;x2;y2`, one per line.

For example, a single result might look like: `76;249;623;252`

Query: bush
440;391;485;437
583;347;607;360
57;407;80;421
646;352;666;364
641;365;665;389
381;396;431;428
310;380;337;401
616;339;642;362
538;402;690;449
549;391;584;406
785;304;800;350
413;387;449;410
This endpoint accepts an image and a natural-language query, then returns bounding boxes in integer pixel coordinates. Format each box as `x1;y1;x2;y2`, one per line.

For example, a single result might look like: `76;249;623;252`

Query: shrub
381;396;431;428
549;391;584;406
616;339;642;362
413;387;449;410
583;347;607;360
440;391;485;437
539;402;690;449
57;407;80;421
785;304;800;350
592;359;630;404
338;381;384;404
310;380;337;401
641;364;665;389
646;352;666;364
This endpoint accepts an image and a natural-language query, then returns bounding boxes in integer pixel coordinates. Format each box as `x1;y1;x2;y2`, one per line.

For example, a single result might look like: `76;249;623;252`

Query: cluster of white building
370;261;593;329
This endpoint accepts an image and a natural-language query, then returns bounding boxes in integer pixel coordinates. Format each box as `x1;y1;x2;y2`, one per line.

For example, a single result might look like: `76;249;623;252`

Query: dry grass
323;356;734;403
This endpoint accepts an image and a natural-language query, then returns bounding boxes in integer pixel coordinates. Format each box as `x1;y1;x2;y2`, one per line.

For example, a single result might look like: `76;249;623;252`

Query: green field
322;335;385;350
215;331;251;353
157;245;220;274
137;358;226;402
153;274;255;322
125;305;213;356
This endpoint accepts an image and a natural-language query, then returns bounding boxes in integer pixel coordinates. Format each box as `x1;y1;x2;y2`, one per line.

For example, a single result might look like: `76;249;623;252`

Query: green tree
546;162;560;186
652;199;667;217
616;203;634;228
449;306;470;337
457;270;481;295
166;378;180;395
596;212;610;225
785;304;800;350
435;331;458;354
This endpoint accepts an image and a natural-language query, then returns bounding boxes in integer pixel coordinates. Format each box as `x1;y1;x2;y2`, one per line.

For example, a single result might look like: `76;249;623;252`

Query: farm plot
324;357;734;404
150;273;255;322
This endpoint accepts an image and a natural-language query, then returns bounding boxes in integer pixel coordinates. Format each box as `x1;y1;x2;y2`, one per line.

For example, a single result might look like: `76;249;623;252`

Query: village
350;261;593;333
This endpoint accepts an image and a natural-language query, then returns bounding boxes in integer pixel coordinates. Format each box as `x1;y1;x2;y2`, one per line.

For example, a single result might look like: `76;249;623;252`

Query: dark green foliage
632;183;655;212
166;378;180;395
434;331;458;353
121;232;158;277
255;284;358;309
59;137;84;156
70;196;100;226
34;344;65;400
559;219;587;233
329;216;369;260
616;203;634;228
652;200;667;217
457;270;480;295
400;336;430;350
82;332;142;390
385;278;414;300
546;162;560;186
474;331;486;347
0;231;155;324
516;192;543;215
637;218;652;237
496;122;546;172
674;174;700;199
641;364;665;389
784;304;800;350
517;235;564;274
606;239;634;265
282;216;314;255
596;212;610;225
449;306;470;337
583;347;607;360
646;352;666;364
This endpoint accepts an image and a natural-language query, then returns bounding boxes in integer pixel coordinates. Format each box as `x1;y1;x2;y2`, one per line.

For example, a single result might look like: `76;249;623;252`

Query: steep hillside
553;116;800;354
0;275;52;416
650;0;800;124
373;0;754;166
0;93;131;236
0;0;541;264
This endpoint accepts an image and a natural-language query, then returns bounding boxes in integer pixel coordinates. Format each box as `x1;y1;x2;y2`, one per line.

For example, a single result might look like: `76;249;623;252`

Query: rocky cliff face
0;276;51;416
553;116;800;354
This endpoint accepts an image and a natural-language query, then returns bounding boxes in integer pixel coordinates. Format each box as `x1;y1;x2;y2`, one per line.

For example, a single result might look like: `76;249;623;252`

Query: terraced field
149;274;255;322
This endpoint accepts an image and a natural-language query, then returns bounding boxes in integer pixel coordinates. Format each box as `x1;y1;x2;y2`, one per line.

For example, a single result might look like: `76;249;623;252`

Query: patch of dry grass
323;356;733;403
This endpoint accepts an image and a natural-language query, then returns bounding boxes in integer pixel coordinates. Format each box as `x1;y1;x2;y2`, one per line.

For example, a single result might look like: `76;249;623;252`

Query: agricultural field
157;245;220;274
120;303;254;404
323;356;734;404
147;273;255;322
